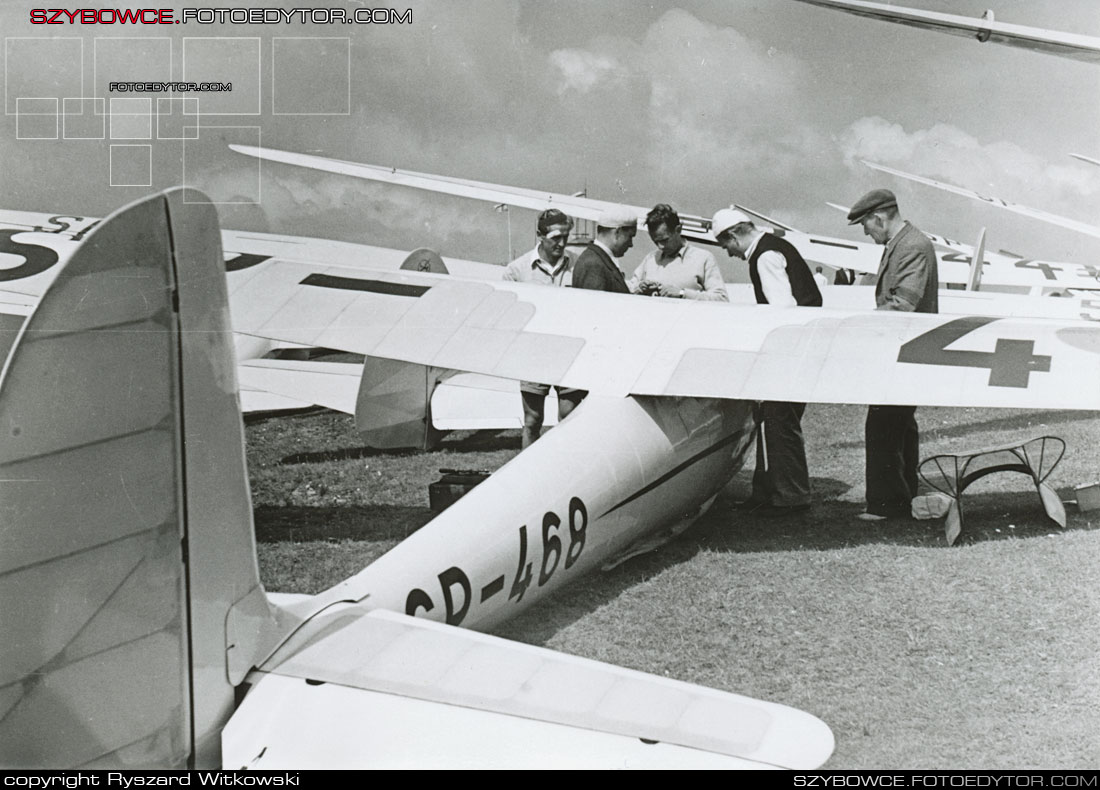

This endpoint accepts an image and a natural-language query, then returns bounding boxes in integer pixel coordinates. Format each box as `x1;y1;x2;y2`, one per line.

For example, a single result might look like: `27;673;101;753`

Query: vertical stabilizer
355;356;445;449
967;227;986;291
0;191;191;767
0;189;278;768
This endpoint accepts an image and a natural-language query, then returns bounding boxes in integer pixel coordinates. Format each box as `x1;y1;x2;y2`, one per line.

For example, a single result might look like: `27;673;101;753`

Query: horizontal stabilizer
238;358;361;414
225;609;833;769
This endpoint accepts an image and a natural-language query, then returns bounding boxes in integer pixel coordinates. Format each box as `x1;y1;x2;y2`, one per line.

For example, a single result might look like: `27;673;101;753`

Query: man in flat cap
711;207;821;516
571;205;637;293
847;188;939;522
502;208;584;448
629;203;729;301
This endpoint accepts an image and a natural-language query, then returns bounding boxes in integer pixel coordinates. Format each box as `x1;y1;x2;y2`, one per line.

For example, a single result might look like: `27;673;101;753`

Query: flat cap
710;207;754;237
596;205;639;230
847;189;898;224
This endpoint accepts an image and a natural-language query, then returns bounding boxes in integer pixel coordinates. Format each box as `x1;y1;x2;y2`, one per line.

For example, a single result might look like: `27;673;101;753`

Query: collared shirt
628;243;729;302
745;231;795;307
502;246;574;286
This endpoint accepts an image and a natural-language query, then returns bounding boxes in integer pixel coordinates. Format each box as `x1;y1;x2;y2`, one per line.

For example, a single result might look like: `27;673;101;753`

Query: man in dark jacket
712;208;821;516
571;205;637;293
847;188;939;521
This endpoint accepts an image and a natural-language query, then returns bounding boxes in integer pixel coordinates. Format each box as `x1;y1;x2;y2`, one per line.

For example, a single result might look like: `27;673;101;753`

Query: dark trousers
520;387;583;449
865;405;919;516
751;401;812;507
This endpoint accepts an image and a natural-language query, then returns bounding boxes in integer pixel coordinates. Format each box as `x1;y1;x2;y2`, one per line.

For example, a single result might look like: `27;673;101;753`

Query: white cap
710;208;754;237
596;205;639;230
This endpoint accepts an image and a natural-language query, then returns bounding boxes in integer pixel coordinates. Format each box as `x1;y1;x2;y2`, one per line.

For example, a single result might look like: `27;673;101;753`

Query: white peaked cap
596;205;639;229
711;207;754;236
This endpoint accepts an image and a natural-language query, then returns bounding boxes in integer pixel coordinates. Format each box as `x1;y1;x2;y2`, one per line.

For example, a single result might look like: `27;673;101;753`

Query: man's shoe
856;511;887;522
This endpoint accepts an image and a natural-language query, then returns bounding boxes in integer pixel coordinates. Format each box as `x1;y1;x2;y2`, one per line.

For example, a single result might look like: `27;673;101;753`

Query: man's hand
656;283;683;298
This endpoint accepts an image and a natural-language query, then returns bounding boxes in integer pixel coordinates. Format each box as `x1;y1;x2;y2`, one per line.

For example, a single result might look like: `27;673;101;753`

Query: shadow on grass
254;503;433;545
498;485;1100;646
279;446;422;464
277;429;521;465
692;488;1100;554
244;406;328;424
829;409;1095;450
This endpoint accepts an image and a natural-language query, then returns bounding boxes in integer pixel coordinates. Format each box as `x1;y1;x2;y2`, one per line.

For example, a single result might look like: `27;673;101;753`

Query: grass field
247;402;1100;770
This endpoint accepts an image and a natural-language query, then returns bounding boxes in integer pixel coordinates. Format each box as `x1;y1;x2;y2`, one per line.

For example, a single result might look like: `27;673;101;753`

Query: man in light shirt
502;208;584;448
711;208;822;516
629;203;728;301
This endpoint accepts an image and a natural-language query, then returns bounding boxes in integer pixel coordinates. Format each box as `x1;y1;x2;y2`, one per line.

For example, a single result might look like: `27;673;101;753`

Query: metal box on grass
429;469;491;513
1075;482;1100;512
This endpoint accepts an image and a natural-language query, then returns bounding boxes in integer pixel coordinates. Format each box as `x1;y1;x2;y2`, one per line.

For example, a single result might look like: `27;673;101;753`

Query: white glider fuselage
315;393;756;631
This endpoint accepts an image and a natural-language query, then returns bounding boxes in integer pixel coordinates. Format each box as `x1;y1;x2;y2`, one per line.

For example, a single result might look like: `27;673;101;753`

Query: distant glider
230;144;1100;295
863;159;1100;242
791;0;1100;64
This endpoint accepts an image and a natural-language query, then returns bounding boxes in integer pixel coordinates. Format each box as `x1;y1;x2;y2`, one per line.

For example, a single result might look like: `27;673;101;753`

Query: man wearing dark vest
712;208;821;515
571;205;637;293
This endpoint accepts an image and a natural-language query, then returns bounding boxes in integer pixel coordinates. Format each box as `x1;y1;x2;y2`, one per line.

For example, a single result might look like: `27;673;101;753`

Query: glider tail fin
0;189;278;768
967;227;986;291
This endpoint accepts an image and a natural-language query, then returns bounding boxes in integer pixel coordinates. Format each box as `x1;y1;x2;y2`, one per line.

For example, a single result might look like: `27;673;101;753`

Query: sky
1;0;1097;276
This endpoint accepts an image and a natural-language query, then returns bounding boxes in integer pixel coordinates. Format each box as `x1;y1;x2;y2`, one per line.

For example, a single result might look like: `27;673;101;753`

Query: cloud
839;116;1099;215
549;50;625;94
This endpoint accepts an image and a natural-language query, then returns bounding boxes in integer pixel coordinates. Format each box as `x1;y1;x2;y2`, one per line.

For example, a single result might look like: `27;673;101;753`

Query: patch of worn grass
247;403;1100;769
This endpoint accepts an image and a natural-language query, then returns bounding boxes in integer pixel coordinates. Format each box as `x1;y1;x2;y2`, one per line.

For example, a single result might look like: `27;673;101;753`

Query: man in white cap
503;208;585;448
711;207;821;516
571;205;637;293
711;208;822;307
846;188;939;522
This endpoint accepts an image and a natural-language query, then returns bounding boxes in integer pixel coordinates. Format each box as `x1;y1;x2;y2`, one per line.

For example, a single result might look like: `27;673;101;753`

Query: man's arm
757;250;796;306
878;245;935;312
682;251;729;302
627;256;652;295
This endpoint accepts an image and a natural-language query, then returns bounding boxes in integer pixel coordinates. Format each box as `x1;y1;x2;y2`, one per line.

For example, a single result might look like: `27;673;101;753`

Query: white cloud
549;50;625;94
839;116;1099;211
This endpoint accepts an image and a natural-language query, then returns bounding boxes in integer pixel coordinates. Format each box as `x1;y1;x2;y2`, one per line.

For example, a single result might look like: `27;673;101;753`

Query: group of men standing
502;188;939;523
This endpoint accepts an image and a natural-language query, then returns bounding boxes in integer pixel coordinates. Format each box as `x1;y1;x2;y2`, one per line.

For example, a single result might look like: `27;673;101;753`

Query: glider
863;160;1100;243
790;0;1100;65
8;187;1100;766
229;144;1100;293
0;189;839;769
